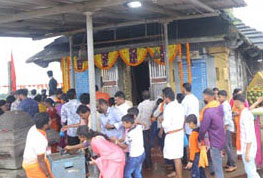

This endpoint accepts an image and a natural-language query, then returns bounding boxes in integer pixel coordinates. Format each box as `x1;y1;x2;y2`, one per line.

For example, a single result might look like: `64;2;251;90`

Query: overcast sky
0;0;260;93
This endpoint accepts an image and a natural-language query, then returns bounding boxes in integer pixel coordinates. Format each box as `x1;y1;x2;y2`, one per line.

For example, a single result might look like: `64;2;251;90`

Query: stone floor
142;148;262;178
89;146;263;178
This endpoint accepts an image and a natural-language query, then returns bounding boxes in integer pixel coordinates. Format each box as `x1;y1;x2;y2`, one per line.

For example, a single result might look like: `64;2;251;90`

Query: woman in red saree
65;126;125;178
44;98;60;132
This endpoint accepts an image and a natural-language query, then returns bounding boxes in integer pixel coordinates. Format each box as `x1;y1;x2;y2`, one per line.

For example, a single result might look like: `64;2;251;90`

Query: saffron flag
11;52;16;92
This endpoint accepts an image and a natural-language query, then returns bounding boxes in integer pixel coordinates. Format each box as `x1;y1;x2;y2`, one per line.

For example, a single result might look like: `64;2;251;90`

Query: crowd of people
1;71;262;178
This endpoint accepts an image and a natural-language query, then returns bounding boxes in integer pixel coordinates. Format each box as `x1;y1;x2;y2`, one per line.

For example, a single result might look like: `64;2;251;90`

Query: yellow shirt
38;103;47;113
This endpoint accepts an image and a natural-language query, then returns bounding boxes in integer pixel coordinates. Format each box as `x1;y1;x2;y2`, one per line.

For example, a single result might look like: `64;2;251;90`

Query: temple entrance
131;61;150;105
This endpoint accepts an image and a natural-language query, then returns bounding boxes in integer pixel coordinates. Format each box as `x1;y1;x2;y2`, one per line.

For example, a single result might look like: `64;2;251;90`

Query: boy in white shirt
233;94;260;178
116;114;145;178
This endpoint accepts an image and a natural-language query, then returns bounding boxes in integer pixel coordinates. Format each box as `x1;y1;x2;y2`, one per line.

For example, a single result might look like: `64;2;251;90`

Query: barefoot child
185;114;206;178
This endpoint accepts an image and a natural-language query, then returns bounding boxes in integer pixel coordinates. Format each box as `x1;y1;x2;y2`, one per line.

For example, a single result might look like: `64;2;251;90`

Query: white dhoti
162;100;185;160
163;131;184;160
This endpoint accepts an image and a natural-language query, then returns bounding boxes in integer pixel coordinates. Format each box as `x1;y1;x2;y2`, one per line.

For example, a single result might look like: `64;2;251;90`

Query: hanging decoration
177;44;184;92
95;51;119;70
119;48;148;66
61;57;71;93
147;44;178;65
186;43;192;84
73;56;88;72
147;46;165;65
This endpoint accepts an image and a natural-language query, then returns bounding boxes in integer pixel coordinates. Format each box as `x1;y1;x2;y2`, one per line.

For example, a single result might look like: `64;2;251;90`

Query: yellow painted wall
208;47;232;96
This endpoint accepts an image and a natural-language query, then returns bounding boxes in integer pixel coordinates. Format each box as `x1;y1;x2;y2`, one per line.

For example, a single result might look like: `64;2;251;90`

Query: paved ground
88;147;263;178
142;148;263;178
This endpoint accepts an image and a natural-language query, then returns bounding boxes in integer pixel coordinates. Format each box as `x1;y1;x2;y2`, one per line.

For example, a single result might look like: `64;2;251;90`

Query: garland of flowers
60;44;187;75
61;57;70;93
119;48;148;66
186;43;192;84
147;44;178;65
178;44;184;91
73;56;88;72
95;51;119;70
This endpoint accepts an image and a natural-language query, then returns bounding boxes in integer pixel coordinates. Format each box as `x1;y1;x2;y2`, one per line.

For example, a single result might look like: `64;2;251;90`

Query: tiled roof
234;20;263;50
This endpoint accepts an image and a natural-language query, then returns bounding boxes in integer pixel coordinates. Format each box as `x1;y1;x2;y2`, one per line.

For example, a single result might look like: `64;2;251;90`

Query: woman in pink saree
65;126;125;178
250;97;263;169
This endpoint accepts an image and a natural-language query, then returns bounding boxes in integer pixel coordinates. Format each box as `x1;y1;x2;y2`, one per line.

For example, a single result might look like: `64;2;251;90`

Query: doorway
131;61;150;105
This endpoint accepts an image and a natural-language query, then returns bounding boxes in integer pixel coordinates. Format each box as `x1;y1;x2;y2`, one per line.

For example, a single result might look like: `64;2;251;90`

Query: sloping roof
26;16;230;67
0;0;245;39
234;20;263;50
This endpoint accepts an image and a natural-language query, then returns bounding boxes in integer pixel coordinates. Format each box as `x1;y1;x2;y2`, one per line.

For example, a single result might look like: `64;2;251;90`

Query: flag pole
7;61;11;94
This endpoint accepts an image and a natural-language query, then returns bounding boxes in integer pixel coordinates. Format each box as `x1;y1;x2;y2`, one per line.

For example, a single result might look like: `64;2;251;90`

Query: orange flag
11;52;16;92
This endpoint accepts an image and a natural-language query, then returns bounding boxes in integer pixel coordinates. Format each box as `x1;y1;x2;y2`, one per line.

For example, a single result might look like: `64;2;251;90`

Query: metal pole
85;12;97;131
163;22;170;84
69;36;75;88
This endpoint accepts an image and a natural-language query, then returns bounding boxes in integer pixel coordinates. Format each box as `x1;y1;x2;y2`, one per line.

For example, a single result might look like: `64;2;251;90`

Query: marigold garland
147;44;178;65
95;51;119;70
119;48;148;66
61;57;70;93
73;56;88;72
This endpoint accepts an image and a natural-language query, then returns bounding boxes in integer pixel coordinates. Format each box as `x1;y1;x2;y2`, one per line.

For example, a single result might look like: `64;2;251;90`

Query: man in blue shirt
17;89;39;118
97;99;124;139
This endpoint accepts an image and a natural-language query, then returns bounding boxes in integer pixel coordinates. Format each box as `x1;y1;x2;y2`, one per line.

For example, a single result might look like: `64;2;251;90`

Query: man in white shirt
181;83;199;165
97;99;124;139
61;89;81;145
160;87;184;178
114;91;131;117
181;83;200;135
23;112;53;178
218;90;237;172
233;94;260;178
137;90;156;168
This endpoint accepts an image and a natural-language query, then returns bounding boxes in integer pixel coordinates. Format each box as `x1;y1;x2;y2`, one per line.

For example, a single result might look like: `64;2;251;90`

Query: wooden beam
34;11;220;40
0;27;52;34
1;20;85;30
188;0;215;13
94;35;225;54
97;11;140;21
144;2;182;16
0;0;60;7
0;0;127;24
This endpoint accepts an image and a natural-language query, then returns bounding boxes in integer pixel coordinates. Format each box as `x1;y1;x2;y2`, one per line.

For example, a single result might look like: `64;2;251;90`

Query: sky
233;0;263;32
0;0;261;94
